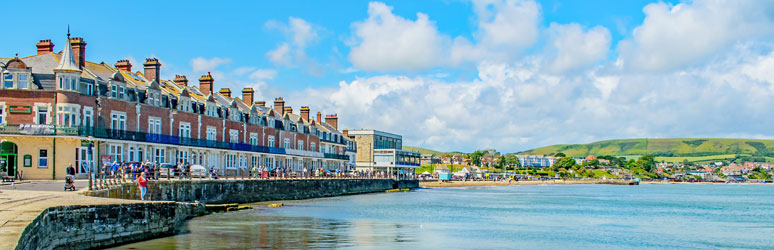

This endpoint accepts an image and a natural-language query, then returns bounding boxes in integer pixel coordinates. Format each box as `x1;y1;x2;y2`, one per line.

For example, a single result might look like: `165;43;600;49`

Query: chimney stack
325;114;338;130
199;72;214;96
173;75;188;86
255;101;265;107
219;88;232;98
114;59;132;71
143;58;161;82
300;106;310;121
36;40;54;55
343;129;349;138
274;97;285;114
316;112;322;123
284;106;293;115
242;88;254;106
70;37;86;69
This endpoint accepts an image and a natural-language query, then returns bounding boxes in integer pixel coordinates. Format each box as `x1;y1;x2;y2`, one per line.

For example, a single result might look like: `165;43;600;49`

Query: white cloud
249;69;277;80
348;2;448;71
348;0;543;71
267;43;292;66
617;0;774;71
265;17;319;67
191;57;231;72
546;23;611;73
451;0;541;64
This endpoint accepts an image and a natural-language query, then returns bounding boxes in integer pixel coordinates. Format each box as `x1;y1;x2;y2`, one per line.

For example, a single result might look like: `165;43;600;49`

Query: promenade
0;181;142;250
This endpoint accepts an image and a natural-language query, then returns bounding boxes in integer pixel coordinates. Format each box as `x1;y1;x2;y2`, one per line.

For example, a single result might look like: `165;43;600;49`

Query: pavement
0;180;142;250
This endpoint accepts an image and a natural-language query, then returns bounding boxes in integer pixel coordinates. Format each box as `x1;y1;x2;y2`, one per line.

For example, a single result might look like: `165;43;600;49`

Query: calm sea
114;184;774;249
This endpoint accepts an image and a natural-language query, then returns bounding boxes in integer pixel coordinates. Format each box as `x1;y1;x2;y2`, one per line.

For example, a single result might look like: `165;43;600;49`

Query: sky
4;0;774;153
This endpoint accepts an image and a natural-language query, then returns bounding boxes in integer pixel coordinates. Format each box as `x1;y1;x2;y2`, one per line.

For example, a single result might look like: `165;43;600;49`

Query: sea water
114;184;774;249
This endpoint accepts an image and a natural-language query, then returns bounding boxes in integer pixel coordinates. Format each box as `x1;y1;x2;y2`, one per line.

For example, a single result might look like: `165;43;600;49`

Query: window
268;136;275;147
310;142;316;152
3;74;12;88
206;127;217;141
0;104;4;124
111;112;127;131
284;138;291;149
109;145;123;162
57;104;80;127
37;107;48;124
86;83;93;96
148;117;162;134
154;148;166;164
298;140;304;151
111;85;117;98
179;122;191;138
58;75;78;91
119;86;125;99
17;74;28;89
250;133;258;145
38;149;48;168
229;130;239;143
83;108;93;127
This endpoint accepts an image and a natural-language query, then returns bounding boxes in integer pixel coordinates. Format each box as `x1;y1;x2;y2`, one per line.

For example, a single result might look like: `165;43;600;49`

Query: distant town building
516;155;558;168
421;154;441;165
346;129;420;174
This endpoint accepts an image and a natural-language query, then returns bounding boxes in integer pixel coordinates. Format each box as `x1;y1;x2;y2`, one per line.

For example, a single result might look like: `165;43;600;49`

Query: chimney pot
300;106;310;122
173;75;188;86
274;97;285;115
36;39;55;55
198;72;214;96
115;59;132;72
324;114;339;130
69;37;86;69
143;58;161;82
242;88;254;106
219;88;232;98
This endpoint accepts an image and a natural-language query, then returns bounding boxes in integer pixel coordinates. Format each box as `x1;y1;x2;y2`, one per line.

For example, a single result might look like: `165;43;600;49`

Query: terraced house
0;33;349;180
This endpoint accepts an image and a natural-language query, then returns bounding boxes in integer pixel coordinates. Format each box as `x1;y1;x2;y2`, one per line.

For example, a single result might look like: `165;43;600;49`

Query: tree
637;154;656;173
506;155;521;169
470;150;484;166
554;152;566;157
552;157;576;171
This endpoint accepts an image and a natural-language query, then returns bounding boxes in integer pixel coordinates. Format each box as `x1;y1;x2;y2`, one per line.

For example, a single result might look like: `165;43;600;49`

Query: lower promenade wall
87;179;420;203
16;202;206;250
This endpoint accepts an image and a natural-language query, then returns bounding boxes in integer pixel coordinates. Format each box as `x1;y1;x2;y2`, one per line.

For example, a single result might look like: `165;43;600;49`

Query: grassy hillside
518;138;774;159
403;146;444;155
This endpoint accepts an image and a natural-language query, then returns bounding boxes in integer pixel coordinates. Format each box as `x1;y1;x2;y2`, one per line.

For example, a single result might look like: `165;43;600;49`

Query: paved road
0;181;141;249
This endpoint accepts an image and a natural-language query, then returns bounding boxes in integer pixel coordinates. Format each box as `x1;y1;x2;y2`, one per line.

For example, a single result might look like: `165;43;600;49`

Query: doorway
0;141;18;178
75;147;92;174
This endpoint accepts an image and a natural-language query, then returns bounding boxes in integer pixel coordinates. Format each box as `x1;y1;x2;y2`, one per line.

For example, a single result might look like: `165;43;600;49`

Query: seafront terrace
0;124;348;160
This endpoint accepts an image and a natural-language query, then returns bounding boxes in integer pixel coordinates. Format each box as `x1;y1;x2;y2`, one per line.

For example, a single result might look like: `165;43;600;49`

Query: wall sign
9;105;32;114
23;155;31;167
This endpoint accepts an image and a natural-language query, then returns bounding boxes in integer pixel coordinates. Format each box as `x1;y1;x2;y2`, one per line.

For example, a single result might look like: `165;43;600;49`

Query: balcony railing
324;153;349;160
0;124;302;156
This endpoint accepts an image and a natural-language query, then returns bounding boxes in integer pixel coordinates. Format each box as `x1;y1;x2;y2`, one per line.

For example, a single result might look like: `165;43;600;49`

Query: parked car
159;163;176;177
190;165;207;178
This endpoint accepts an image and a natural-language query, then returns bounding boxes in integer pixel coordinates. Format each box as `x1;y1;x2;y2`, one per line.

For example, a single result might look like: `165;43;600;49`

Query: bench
1;172;14;183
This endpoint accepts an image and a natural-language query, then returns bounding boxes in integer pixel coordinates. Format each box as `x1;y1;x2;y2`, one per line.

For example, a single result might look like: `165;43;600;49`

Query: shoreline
419;179;637;188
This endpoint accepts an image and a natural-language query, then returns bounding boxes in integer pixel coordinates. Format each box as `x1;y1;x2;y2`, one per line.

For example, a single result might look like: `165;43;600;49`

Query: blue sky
4;0;774;152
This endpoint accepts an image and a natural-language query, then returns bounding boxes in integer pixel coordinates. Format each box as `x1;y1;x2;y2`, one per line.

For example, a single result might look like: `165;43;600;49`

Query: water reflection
113;206;417;249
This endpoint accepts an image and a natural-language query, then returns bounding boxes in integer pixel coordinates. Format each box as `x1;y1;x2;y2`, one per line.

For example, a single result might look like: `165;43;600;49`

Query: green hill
518;138;774;159
403;146;443;155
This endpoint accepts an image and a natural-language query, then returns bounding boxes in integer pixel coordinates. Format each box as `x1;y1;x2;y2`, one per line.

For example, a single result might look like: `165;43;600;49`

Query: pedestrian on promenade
138;172;149;201
252;165;258;178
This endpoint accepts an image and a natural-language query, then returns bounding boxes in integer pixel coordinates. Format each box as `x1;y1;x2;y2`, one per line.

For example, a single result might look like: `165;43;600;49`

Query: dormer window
58;75;78;91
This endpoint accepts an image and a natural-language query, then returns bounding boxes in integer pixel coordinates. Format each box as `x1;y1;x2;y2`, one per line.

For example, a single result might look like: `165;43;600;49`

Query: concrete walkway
0;182;142;250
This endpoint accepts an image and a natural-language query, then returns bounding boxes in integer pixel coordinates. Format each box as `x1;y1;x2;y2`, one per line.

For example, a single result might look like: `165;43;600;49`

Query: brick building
0;33;349;180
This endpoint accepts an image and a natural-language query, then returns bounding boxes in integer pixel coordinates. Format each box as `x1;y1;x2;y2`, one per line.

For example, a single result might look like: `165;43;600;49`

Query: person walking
138;172;149;201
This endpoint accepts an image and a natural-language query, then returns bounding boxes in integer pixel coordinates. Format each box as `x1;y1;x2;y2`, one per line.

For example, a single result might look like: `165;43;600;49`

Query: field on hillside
403;146;444;155
519;138;774;161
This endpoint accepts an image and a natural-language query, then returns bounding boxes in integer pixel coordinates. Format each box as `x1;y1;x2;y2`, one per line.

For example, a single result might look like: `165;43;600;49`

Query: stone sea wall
88;179;419;203
16;202;206;250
